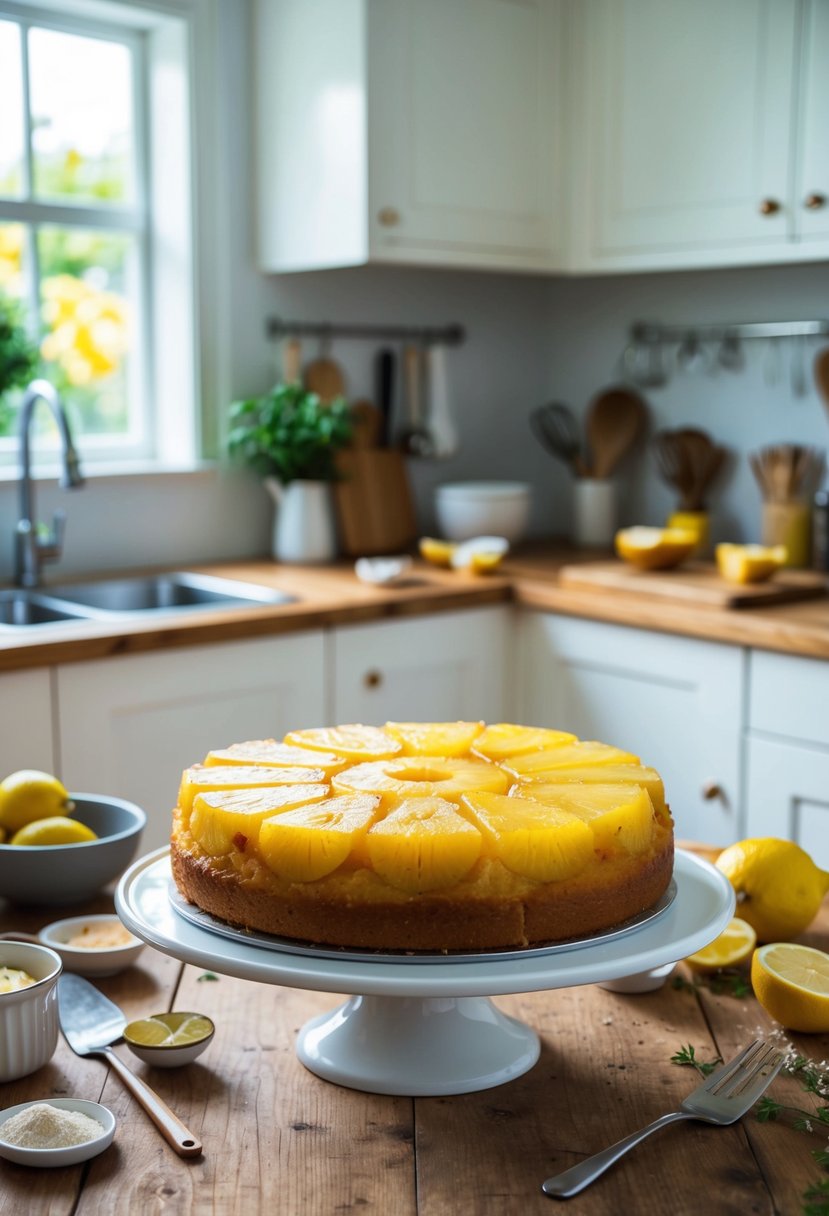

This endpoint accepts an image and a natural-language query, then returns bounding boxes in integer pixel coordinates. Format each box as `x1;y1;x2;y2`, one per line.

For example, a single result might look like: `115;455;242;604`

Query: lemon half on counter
615;526;697;571
751;943;829;1033
715;543;787;585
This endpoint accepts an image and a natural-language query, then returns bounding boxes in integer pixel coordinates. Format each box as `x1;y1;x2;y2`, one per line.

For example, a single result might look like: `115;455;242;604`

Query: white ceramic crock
265;478;337;564
0;942;62;1082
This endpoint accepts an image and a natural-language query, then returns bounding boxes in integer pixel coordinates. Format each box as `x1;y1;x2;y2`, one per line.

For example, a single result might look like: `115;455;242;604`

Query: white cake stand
116;848;734;1097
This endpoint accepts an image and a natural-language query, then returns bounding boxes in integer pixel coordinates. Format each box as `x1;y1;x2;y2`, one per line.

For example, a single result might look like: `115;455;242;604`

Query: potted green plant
228;382;353;563
0;292;40;433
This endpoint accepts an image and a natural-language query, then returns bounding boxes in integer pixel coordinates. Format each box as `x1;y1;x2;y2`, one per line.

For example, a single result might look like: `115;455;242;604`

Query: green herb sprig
228;383;353;484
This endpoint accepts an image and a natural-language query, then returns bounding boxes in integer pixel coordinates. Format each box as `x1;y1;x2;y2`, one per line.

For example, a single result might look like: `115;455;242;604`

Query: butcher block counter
1;875;828;1215
2;544;829;673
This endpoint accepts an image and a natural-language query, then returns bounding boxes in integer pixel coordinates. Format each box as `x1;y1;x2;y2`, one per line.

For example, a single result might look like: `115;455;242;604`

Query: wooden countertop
2;545;829;673
2;869;827;1214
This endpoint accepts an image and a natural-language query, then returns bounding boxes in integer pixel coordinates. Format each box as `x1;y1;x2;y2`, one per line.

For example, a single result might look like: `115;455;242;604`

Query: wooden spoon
585;387;647;479
815;348;829;424
304;352;347;403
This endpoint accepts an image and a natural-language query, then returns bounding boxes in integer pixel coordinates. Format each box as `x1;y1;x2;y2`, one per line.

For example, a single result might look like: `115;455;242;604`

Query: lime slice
124;1012;214;1048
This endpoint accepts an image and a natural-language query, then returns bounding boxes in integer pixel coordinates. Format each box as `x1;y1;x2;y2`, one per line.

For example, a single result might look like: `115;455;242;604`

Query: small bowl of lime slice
123;1011;215;1068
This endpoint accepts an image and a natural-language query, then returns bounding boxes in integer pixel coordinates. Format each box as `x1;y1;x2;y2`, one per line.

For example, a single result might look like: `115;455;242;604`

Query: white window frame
0;0;222;475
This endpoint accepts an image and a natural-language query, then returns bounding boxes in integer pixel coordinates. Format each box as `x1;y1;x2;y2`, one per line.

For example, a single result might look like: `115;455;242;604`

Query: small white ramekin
0;942;62;1082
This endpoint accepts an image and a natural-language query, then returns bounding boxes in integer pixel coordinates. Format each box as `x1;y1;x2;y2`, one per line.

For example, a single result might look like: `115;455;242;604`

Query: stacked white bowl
435;481;531;543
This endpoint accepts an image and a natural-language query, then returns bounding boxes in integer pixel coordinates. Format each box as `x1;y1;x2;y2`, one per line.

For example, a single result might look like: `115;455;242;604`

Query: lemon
419;537;457;567
10;816;97;846
124;1012;214;1048
0;770;73;833
614;526;697;571
450;536;509;574
751;943;829;1033
716;837;829;942
684;917;757;971
715;543;787;585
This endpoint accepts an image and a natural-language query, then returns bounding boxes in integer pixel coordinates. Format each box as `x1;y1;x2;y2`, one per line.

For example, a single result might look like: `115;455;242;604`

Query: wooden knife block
334;450;418;556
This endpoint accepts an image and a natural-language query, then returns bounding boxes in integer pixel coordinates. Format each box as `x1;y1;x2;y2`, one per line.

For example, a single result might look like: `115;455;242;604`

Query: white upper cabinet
254;0;565;274
571;0;829;271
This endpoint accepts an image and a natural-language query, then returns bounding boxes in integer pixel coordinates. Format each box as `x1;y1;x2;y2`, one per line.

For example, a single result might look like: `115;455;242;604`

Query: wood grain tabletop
1;879;828;1215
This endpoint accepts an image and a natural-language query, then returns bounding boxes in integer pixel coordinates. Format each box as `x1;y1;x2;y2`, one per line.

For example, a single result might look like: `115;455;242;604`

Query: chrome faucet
15;378;85;588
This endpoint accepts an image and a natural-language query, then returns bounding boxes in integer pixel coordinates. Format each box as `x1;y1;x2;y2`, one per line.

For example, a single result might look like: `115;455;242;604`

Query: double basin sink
0;572;296;629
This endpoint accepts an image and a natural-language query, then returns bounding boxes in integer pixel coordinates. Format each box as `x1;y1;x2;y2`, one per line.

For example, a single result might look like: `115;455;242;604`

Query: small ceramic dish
123;1011;215;1068
38;915;145;978
354;556;413;586
0;1098;115;1167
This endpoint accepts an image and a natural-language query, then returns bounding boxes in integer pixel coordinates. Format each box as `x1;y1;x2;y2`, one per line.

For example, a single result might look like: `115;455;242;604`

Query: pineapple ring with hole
332;756;510;801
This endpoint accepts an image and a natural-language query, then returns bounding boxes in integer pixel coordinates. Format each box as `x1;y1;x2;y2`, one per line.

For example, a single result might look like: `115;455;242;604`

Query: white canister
0;941;62;1082
573;479;617;548
265;478;337;564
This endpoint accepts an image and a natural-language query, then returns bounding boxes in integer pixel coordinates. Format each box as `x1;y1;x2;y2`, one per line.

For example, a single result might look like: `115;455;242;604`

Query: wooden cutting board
558;559;829;608
334;449;417;556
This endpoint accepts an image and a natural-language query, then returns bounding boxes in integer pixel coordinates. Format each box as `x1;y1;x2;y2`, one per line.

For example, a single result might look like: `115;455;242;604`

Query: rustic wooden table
1;886;828;1215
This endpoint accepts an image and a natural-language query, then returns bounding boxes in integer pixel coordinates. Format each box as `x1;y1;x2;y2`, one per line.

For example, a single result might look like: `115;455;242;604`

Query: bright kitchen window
0;0;201;471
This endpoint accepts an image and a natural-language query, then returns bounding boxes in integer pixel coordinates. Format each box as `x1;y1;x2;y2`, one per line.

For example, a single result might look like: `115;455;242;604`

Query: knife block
334;450;418;556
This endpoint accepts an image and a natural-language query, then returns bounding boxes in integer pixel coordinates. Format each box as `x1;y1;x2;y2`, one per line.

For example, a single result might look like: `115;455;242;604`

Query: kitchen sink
45;571;297;614
0;589;97;627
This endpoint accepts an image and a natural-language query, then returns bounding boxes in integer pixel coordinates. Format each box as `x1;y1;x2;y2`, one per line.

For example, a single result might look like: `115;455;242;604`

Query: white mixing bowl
435;482;531;543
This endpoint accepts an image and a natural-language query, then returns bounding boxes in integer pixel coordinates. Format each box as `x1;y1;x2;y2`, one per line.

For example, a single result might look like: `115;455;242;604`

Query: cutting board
334;450;417;556
558;560;829;608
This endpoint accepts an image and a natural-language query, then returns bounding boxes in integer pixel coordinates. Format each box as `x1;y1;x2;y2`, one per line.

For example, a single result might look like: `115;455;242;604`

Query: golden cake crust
170;820;674;951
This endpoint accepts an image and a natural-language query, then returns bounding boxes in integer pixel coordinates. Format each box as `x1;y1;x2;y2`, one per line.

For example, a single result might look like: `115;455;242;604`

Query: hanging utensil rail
631;319;829;345
267;317;465;347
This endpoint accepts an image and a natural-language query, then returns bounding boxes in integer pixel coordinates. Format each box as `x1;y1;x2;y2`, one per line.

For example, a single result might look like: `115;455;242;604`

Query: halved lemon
450;536;509;574
419;537;458;567
615;526;697;571
715;543;787;585
684;917;757;972
751;942;829;1033
124;1011;215;1048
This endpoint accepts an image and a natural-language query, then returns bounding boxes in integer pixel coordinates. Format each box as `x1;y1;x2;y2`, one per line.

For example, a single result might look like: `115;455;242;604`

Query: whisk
749;444;826;503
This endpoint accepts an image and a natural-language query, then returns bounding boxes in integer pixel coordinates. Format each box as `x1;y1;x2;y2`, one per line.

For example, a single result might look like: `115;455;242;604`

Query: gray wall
0;0;826;583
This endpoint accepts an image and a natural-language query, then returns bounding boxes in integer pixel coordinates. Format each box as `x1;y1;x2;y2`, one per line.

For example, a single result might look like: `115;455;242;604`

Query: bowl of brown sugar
38;914;145;977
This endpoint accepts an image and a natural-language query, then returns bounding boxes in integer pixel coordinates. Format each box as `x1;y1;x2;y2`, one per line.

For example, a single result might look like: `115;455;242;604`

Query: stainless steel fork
542;1040;784;1199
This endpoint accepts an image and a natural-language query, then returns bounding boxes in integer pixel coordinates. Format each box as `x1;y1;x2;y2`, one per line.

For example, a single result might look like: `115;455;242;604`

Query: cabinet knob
701;781;727;805
804;192;827;211
377;207;401;228
363;669;383;689
758;198;782;216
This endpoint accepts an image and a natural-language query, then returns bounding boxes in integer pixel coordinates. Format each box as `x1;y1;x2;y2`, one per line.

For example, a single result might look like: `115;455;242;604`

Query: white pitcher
265;478;337;564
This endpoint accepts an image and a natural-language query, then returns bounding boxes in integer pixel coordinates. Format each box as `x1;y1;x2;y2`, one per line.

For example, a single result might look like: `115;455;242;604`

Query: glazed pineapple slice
385;721;485;757
528;784;655;855
460;792;593;883
504;740;640;779
471;723;577;762
525;766;667;816
190;785;328;857
332;756;509;801
178;764;327;818
366;797;483;893
284;724;402;761
258;794;381;882
205;739;345;775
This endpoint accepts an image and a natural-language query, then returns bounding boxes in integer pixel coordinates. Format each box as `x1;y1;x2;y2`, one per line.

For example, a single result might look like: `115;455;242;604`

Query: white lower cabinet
55;632;327;853
745;649;829;867
331;608;509;725
517;612;745;844
0;669;56;777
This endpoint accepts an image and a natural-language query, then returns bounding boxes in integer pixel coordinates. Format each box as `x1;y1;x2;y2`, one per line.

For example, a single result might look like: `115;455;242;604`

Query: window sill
0;458;221;485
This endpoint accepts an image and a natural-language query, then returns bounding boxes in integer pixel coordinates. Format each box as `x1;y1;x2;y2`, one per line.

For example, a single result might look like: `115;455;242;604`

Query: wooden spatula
586;387;647;478
304;352;347;403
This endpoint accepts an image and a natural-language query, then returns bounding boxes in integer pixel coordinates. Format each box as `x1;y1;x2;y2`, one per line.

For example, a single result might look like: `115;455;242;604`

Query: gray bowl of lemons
0;771;146;906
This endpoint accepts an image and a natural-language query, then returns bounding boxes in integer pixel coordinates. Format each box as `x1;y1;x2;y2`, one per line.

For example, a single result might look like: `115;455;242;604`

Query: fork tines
706;1040;783;1098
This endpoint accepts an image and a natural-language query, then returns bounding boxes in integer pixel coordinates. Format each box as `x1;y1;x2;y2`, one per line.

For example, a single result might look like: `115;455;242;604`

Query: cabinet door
0;669;55;776
795;0;829;243
745;735;829;868
56;633;327;853
332;608;508;725
368;0;564;271
577;0;796;264
518;613;744;844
